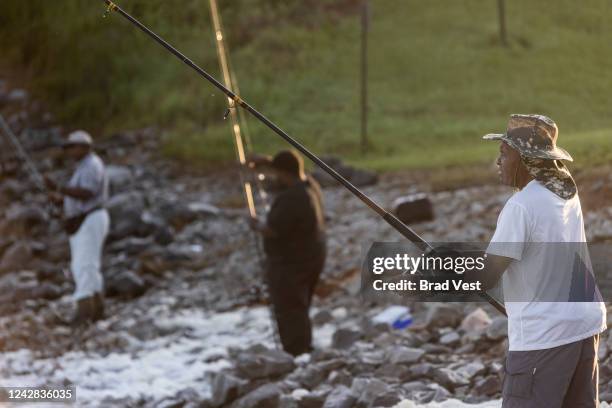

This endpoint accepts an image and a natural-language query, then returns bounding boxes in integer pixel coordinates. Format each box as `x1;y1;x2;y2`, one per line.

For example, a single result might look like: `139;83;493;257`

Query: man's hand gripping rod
99;0;506;317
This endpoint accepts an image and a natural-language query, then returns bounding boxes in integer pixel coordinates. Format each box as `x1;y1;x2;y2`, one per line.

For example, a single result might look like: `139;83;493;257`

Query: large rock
106;165;134;193
433;367;470;390
105;271;147;299
109;215;148;242
34;262;64;284
107;191;146;222
0;241;32;273
439;331;461;346
150;388;206;408
106;192;149;241
231;383;280;408
28;282;63;301
158;201;218;231
392;193;435;225
315;358;346;373
235;349;296;380
372;392;402;407
0;269;62;303
187;202;221;217
387;346;425;365
44;235;70;263
209;372;247;407
138;246;197;276
600;358;612;380
454;361;486;380
108;237;153;256
0;205;48;237
600;390;612;404
312;309;333;326
401;381;431;401
351;377;393;407
287;365;326;390
486;316;508;341
294;386;330;408
327;369;353;387
424;304;463;329
375;364;411;383
312;156;378;188
408;363;434;379
332;328;362;350
140;212;174;245
460;307;492;334
322;385;355;408
0;179;26;204
474;375;501;396
427;384;453;403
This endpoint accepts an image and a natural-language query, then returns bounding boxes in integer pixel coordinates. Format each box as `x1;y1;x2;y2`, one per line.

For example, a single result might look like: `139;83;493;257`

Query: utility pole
497;0;508;46
360;0;369;154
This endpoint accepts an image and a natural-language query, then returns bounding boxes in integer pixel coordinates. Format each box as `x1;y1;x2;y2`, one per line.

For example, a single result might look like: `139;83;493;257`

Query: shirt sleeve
486;201;531;260
77;160;104;193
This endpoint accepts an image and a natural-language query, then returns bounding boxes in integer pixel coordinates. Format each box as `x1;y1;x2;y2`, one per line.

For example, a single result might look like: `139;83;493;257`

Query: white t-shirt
487;180;607;351
64;153;108;218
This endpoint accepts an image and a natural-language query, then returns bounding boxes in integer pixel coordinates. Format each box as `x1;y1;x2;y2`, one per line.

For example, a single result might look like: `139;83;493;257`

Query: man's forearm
463;253;512;291
60;186;94;201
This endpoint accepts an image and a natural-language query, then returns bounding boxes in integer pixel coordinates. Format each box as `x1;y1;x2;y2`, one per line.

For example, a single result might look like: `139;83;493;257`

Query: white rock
460;308;492;334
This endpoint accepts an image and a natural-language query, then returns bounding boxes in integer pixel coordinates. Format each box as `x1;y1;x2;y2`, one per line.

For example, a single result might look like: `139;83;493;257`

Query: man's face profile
496;141;521;186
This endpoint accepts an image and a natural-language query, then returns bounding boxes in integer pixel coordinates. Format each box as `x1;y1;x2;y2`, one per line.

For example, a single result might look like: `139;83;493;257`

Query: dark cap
271;150;303;176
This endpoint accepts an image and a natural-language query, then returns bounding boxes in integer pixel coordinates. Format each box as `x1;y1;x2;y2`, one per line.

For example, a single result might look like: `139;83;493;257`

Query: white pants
69;209;110;300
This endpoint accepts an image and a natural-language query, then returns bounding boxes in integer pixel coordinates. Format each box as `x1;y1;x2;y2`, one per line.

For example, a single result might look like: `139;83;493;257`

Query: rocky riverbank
1;79;611;407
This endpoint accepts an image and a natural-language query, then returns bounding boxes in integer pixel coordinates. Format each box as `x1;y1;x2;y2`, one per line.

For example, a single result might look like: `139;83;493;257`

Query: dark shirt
264;175;326;264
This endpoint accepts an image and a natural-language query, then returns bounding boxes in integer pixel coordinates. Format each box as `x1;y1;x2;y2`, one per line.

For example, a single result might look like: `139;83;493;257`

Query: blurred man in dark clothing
248;150;326;356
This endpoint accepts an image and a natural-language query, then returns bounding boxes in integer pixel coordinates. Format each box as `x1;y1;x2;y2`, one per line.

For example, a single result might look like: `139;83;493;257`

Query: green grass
2;0;612;176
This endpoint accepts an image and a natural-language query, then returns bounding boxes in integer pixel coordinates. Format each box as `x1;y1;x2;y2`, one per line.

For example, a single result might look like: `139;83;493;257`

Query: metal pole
360;0;369;155
497;0;507;46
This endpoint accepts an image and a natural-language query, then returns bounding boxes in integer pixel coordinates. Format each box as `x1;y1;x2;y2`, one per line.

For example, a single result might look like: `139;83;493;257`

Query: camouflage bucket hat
483;114;573;161
483;114;577;200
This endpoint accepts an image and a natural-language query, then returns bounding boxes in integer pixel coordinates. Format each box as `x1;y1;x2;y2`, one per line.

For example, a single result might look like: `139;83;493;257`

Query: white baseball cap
63;130;93;147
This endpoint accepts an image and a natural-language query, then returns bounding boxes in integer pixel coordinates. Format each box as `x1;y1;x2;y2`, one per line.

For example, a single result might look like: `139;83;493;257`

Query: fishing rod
0;113;47;192
99;0;507;317
208;0;280;348
208;0;256;219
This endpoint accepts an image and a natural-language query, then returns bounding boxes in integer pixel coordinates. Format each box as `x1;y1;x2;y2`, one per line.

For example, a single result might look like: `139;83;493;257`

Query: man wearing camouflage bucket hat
483;113;577;200
480;114;607;407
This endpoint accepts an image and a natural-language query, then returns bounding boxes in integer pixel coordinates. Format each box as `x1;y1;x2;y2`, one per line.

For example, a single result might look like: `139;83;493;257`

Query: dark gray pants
502;334;600;408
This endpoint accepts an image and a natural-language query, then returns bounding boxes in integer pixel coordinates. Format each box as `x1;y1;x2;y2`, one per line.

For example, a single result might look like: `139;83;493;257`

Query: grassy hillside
2;0;612;172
